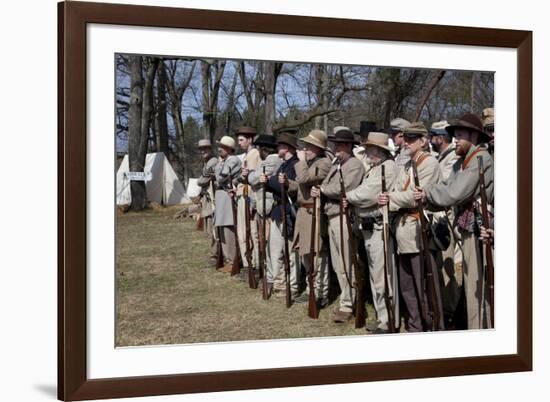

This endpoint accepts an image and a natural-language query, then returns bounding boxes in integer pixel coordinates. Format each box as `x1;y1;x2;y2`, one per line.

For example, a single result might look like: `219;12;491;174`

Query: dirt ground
115;207;383;347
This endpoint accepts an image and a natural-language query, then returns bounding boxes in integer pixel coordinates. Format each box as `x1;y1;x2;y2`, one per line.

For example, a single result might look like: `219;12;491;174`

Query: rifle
259;166;269;300
477;155;494;327
230;189;242;276
196;215;204;231
243;161;257;289
280;174;292;308
381;164;397;333
307;167;320;319
411;159;441;331
338;165;366;328
211;180;224;270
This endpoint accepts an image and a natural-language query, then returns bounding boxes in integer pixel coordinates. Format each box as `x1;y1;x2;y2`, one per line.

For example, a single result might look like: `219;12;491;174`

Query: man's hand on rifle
480;225;494;245
310;185;321;198
259;173;268;184
341;197;348;209
278;173;288;187
241;166;249;178
413;187;427;204
228;189;236;198
378;192;389;206
297;149;306;162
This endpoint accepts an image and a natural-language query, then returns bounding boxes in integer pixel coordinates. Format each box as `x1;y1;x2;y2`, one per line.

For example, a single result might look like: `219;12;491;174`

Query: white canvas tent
116;152;190;205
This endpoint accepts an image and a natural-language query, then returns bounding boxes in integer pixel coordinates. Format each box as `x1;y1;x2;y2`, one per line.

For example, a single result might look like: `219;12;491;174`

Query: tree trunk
128;56;147;211
155;61;170;155
201;60;226;144
470;71;478;113
314;65;329;130
413;70;446;121
264;62;276;135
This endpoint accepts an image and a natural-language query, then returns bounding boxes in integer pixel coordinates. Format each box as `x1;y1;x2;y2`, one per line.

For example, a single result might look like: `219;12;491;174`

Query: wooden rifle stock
243;162;258;289
338;166;366;328
307;167;320;319
477;155;494;327
281;175;292;308
381;164;396;333
411;159;441;331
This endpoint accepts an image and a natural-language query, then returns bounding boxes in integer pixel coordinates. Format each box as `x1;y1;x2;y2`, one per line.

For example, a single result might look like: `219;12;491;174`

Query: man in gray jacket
346;132;400;333
213;136;242;271
196;139;219;266
429;120;462;327
416;114;494;329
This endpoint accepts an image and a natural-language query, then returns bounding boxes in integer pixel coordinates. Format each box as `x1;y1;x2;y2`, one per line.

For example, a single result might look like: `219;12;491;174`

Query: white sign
125;171;152;181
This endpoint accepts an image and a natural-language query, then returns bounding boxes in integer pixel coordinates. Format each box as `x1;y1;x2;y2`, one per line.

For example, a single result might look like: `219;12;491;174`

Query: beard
456;141;471;156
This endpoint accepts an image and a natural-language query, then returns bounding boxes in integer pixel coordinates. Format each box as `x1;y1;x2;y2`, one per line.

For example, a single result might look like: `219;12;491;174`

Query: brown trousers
399;252;445;332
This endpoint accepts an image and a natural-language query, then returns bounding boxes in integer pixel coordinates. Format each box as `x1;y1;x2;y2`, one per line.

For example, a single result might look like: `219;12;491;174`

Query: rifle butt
196;216;204;231
307;287;319;319
230;253;241;276
285;281;291;308
248;266;258;289
261;276;269;300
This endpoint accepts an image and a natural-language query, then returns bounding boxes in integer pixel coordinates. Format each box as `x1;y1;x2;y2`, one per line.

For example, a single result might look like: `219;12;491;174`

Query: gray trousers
399;252;445;332
461;231;492;329
363;224;400;331
302;249;330;303
269;219;299;294
327;215;355;313
237;196;259;269
215;225;236;264
204;215;216;258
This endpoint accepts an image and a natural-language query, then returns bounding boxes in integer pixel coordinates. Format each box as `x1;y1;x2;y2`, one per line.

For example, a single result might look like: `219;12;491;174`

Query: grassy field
116;206;381;347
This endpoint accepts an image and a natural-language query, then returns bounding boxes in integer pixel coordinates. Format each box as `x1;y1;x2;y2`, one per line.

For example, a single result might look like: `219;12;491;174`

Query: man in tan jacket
346;132;400;333
379;122;444;332
235;126;262;280
416;114;494;330
291;130;332;308
311;128;364;323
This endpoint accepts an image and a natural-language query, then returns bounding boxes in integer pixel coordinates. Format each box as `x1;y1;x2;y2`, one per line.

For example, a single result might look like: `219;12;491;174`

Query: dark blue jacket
267;154;298;234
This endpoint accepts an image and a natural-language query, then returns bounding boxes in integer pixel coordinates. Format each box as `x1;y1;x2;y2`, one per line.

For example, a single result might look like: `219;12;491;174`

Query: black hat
355;120;377;137
253;134;278;149
327;128;358;144
277;132;298;149
446;113;491;143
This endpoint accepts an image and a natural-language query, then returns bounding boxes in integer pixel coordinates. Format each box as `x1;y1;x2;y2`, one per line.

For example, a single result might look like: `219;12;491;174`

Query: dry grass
116;207;381;347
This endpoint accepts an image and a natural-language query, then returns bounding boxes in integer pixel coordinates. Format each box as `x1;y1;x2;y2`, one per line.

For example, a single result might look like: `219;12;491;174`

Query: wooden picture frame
58;1;532;400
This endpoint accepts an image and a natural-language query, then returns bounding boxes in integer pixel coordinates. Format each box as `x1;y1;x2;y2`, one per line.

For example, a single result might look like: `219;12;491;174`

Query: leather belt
299;202;315;208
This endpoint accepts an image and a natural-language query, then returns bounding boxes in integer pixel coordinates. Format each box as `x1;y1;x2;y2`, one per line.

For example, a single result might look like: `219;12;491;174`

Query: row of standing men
196;109;495;334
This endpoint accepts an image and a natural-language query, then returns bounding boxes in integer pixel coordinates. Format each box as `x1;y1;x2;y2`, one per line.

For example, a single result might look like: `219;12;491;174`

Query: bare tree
165;59;196;185
201;59;226;145
154;61;169;155
127;56;159;211
413;70;446;121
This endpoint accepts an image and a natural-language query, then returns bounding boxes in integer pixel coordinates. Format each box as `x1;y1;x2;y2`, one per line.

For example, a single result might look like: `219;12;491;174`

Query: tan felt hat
404;122;429;138
300;129;327;149
197;139;212;148
216;135;236;150
362;131;392;152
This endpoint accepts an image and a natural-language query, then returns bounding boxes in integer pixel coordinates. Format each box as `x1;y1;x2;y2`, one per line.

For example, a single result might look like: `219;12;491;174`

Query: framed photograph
58;1;532;400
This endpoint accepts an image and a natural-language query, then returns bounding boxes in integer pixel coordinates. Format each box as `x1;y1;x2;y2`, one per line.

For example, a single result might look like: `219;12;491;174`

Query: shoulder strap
403;152;430;191
462;146;487;170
